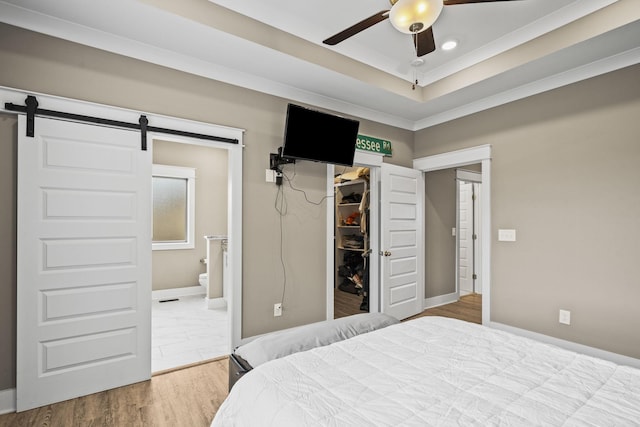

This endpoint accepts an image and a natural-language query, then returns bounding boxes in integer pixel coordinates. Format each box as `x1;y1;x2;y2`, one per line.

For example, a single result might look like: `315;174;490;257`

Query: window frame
152;164;196;251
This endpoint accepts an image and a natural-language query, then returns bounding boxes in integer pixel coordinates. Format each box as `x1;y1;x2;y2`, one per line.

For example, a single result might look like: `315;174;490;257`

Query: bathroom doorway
150;138;230;373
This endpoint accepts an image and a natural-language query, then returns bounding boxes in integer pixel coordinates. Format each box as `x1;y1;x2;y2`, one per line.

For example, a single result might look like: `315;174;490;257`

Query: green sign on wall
356;134;392;156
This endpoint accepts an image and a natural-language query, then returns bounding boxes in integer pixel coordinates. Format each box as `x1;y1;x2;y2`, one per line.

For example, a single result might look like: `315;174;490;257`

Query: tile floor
151;295;229;373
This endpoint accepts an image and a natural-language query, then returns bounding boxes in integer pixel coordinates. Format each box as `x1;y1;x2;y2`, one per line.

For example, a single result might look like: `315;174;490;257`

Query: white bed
212;317;640;426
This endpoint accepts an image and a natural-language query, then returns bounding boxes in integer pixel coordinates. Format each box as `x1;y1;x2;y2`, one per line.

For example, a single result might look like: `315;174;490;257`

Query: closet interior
334;167;370;318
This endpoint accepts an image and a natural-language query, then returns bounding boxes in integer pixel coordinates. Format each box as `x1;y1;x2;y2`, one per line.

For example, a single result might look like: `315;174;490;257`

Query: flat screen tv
281;104;359;166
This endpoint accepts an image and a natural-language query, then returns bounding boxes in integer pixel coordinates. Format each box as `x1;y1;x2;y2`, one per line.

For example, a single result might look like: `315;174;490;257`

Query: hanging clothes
359;189;370;238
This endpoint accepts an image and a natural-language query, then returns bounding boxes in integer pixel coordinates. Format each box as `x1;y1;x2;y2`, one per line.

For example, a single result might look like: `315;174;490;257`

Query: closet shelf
335;178;367;188
337;246;365;252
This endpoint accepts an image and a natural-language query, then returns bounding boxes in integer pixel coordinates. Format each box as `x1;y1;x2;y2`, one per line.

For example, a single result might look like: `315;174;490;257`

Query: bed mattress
212;316;640;426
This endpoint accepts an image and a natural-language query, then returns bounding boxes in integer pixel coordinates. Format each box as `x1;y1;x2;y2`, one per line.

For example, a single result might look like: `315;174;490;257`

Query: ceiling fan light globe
389;0;443;34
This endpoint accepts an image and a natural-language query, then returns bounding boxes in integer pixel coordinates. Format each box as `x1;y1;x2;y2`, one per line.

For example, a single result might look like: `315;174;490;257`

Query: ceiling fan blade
444;0;522;5
323;10;389;45
413;27;436;57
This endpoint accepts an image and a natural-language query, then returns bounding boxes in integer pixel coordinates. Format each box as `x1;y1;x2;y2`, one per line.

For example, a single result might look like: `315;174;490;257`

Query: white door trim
456;169;482;183
326;165;335;320
414;145;491;172
1;87;245;391
414;144;491;324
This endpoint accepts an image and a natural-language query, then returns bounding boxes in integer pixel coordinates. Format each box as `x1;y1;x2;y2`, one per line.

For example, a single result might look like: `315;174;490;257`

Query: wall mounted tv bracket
269;147;295;185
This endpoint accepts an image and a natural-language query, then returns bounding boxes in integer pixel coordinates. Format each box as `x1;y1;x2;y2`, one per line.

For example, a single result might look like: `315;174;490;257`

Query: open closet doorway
333;166;371;318
150;138;231;373
327;152;424;322
456;169;482;297
327;152;382;321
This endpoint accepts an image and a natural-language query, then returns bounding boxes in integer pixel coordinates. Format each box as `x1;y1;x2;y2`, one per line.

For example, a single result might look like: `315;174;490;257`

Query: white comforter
212;317;640;426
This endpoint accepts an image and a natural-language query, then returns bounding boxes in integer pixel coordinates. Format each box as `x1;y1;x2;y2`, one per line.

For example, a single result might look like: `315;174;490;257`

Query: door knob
383;251;392;257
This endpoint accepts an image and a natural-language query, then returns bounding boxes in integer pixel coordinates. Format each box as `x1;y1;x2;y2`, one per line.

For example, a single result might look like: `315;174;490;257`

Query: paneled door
456;169;482;296
17;116;151;411
458;182;473;294
380;164;424;320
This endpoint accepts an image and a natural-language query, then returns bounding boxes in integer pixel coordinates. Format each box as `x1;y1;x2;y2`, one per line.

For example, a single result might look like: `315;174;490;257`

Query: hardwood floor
407;293;482;324
1;294;482;426
0;358;228;427
335;288;482;325
333;287;367;318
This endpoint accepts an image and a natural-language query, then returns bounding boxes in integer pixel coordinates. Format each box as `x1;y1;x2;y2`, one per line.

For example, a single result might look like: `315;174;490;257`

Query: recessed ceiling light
441;40;458;51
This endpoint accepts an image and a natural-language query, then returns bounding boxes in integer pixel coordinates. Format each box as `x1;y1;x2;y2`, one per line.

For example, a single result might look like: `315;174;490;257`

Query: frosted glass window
153;177;187;242
152;165;196;250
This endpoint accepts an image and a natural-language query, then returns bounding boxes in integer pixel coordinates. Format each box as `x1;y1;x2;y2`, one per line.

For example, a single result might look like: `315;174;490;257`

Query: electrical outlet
274;303;282;317
559;309;571;325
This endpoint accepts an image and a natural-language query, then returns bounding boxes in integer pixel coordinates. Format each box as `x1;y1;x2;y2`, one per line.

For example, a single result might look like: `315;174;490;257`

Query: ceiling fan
323;0;521;57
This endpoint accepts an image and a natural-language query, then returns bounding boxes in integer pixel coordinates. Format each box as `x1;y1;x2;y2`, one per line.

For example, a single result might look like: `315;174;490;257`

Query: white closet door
17;116;151;411
380;163;424;320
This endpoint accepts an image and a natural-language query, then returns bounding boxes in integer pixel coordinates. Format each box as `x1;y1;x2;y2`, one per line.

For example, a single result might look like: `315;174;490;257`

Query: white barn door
17;116;151;411
380;164;424;320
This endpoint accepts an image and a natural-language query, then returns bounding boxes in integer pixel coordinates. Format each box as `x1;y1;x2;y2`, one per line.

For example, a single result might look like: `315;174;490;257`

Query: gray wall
425;169;456;298
152;140;228;296
0;23;414;391
425;164;482;299
415;63;640;359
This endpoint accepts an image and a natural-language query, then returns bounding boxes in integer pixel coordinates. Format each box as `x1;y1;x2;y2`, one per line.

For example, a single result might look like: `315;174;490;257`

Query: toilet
199;273;208;287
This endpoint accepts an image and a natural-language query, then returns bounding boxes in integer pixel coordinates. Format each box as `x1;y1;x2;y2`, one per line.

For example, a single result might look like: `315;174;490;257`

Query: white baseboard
152;285;206;301
0;388;15;415
207;297;227;310
488;321;640;369
423;292;458;310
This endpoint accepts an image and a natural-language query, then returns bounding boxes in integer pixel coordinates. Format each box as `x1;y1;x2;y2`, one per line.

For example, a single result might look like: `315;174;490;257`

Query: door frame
326;151;383;320
414;145;491;324
147;131;241;351
1;87;245;393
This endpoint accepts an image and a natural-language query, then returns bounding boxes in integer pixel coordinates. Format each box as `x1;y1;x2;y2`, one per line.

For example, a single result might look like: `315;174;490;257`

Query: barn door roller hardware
4;95;239;150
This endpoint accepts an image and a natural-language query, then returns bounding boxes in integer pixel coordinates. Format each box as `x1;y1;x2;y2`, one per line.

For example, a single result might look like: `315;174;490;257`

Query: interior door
380;163;423;320
472;183;482;294
458;182;473;294
17;116;151;411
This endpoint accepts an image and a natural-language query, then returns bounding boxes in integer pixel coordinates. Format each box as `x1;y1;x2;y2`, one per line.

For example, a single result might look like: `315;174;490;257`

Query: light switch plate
265;169;276;182
498;229;516;242
559;309;571;325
